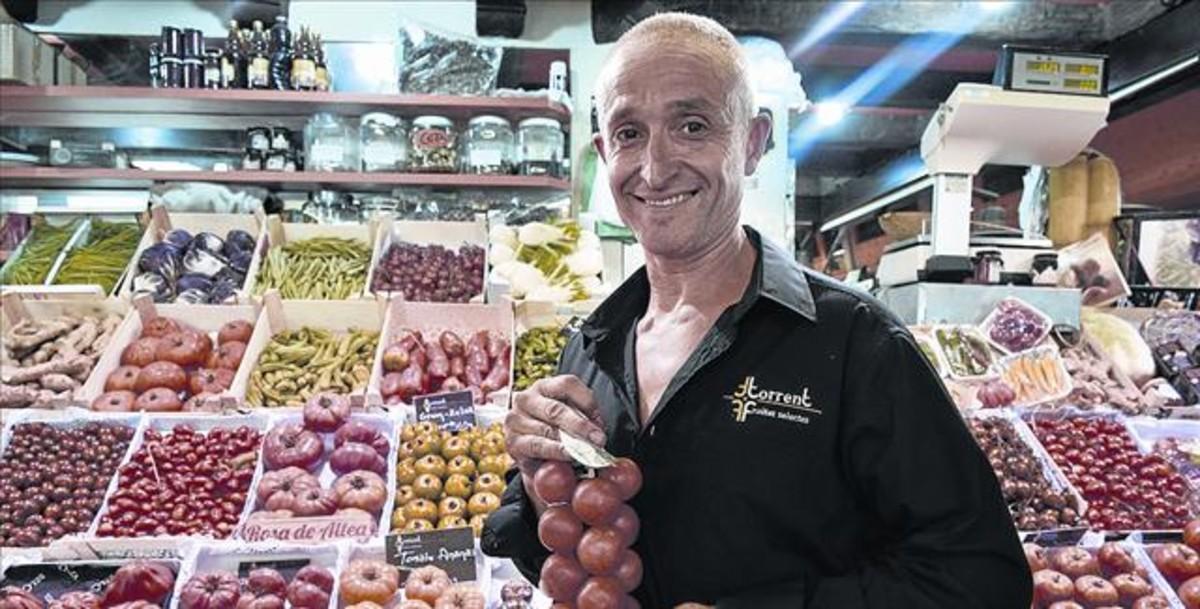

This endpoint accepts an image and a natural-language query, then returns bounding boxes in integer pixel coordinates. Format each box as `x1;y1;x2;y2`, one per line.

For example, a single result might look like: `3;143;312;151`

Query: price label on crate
385;527;477;582
413;390;476;432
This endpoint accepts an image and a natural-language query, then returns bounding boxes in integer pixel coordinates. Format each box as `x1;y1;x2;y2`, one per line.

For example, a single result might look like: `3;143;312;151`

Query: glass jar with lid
409;115;458;173
303;113;358;172
360;112;408;173
463;115;514;175
517;117;564;177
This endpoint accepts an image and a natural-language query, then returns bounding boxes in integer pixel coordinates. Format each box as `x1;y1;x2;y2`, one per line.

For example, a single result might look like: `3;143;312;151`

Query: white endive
524;284;573;304
577;230;601;251
489;242;515;265
517;222;564;247
492;260;522;281
579;275;603;296
507;262;549;298
489;224;518;249
563;249;604;278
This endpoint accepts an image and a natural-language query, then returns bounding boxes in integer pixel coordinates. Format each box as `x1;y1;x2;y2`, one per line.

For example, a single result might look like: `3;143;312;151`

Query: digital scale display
994;45;1108;97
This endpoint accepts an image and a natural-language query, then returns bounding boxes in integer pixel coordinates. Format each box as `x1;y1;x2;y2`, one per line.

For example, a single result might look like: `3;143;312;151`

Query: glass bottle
290;27;318;91
222;20;245;89
203;49;223;89
148;42;162;88
314;33;330;92
246;20;270;89
268;15;292;90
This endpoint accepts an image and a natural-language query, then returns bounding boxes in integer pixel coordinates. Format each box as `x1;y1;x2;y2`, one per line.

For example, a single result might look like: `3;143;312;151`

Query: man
483;12;1031;609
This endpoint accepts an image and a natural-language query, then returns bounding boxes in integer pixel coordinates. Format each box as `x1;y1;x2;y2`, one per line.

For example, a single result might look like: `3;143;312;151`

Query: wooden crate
365;215;488;301
77;295;261;411
229;290;386;409
1;293;131;408
247;216;378;301
116;204;266;303
366;299;514;409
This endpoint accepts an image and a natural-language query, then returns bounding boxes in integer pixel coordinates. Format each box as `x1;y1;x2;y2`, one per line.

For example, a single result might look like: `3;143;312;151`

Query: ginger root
1;355;91;385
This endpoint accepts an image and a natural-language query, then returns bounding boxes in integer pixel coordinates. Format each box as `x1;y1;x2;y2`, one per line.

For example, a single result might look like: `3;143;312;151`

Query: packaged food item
933;325;995;379
304;113;358;172
360;112;407;172
463;115;514;175
982;297;1052;354
517;117;564;177
995;346;1072;406
410;115;458;173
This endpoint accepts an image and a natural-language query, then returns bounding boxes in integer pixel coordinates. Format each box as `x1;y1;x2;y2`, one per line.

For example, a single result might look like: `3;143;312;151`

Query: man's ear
743;112;773;175
593;132;608;163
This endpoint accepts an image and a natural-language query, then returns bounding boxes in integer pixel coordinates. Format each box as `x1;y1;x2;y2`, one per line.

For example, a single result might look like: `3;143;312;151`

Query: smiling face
594;35;770;261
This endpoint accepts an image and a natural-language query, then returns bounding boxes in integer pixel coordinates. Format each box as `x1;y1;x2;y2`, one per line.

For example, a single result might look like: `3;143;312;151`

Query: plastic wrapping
397;19;502;95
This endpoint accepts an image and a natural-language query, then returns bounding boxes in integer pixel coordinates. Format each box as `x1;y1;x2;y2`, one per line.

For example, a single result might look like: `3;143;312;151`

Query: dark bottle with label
314;33;330;92
290;27;317;91
181;28;204;88
246;20;270;89
268;15;292;90
160;26;183;88
221;20;246;89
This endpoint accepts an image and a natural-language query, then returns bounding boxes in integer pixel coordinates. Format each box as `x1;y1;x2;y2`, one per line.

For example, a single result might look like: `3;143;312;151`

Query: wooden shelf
0;85;571;130
0;167;571;192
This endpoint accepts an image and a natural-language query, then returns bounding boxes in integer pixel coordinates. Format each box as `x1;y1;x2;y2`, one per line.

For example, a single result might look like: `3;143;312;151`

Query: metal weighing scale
877;46;1112;325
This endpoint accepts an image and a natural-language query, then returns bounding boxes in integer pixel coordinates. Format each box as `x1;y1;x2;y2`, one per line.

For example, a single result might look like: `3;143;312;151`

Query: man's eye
682;121;708;135
615;128;640;142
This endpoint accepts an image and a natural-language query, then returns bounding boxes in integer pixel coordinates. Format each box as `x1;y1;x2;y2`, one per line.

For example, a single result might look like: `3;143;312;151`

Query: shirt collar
580;226;817;345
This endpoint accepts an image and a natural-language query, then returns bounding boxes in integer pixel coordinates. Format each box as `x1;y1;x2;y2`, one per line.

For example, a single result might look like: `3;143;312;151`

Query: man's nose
638;131;677;189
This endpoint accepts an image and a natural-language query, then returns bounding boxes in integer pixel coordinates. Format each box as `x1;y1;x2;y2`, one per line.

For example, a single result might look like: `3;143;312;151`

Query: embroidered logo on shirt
725;376;821;425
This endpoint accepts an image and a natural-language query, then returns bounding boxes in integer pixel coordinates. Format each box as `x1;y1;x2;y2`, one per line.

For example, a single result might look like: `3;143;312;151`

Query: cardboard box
0;23;55;85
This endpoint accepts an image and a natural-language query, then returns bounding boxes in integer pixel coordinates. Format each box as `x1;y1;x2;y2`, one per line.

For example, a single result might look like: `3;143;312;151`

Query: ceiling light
980;1;1015;12
813;101;849;127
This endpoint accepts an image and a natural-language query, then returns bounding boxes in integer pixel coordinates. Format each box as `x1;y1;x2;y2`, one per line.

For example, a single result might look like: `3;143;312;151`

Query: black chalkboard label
385;527;477;582
413;390;477;432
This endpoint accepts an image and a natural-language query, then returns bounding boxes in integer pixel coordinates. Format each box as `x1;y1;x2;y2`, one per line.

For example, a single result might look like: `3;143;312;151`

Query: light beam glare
789;1;865;58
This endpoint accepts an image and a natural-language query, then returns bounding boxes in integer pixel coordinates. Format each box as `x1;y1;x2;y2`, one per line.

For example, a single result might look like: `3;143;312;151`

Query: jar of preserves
409;115;457;173
303;113;358;172
360;113;407;172
517;117;564;177
463;115;514;175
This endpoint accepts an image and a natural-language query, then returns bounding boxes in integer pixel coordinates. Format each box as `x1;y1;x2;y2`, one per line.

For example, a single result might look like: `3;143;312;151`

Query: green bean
254;236;371;300
53;220;141;294
0;220;80;285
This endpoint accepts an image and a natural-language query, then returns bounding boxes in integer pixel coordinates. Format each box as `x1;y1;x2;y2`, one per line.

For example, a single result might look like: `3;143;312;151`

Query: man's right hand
505;375;608;478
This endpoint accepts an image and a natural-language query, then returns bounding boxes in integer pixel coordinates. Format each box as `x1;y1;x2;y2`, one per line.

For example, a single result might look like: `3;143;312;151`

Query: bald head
595;12;755;131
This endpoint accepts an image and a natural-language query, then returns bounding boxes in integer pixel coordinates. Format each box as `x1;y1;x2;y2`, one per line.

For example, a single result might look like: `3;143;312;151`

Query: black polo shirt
483;227;1030;609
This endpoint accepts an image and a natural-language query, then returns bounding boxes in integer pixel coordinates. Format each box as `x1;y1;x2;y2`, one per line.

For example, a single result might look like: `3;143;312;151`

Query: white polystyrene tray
0;408;145;549
88;412;270;541
171;539;350;609
240;411;400;541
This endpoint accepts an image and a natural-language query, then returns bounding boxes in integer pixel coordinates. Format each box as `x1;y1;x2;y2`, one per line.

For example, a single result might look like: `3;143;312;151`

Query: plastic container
304;112;358;172
409;115;458;173
463;115;514;175
517;117;564;177
359;112;407;173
